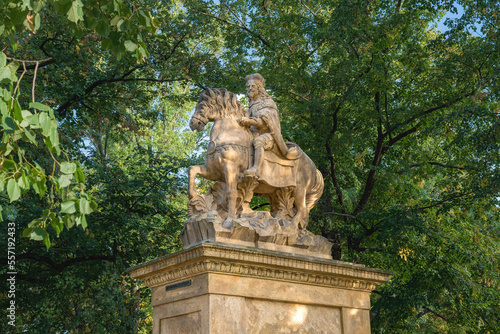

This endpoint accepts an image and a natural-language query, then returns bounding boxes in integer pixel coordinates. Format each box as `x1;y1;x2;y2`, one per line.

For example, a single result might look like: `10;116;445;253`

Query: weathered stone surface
185;74;330;258
181;211;333;259
128;242;392;334
160;311;201;334
245;299;341;334
342;308;371;334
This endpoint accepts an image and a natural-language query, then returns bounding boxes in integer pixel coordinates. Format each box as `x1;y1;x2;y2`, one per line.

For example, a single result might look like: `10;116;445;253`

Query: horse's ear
208;88;216;100
231;94;238;109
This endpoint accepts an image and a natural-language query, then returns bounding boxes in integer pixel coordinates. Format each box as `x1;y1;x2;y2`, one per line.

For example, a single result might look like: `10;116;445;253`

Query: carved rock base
128;242;392;334
181;211;333;259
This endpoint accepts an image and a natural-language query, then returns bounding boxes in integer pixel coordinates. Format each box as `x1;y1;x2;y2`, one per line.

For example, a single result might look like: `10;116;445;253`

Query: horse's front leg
222;161;239;229
188;165;209;199
292;189;309;230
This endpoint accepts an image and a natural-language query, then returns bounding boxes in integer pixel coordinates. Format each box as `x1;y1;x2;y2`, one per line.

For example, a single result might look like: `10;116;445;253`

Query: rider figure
240;73;299;177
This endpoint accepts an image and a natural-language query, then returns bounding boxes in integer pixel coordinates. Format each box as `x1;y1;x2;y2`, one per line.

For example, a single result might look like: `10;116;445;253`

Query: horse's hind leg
188;165;209;199
222;161;239;229
292;189;309;230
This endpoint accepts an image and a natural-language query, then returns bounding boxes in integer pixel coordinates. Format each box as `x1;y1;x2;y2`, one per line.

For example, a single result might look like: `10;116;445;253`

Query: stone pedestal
128;242;391;334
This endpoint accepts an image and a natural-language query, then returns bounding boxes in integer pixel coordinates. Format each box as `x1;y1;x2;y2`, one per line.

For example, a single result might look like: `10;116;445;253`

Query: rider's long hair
245;73;272;101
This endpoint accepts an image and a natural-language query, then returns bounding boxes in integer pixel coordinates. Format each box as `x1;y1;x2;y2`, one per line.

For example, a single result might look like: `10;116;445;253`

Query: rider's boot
245;146;264;176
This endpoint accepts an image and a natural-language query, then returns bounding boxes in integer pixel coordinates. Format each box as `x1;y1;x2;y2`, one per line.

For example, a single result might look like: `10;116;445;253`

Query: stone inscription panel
160;311;201;334
245;299;342;334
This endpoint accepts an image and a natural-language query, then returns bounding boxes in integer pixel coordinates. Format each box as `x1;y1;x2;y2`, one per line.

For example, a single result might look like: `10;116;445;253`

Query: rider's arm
240;116;266;128
248;117;266;128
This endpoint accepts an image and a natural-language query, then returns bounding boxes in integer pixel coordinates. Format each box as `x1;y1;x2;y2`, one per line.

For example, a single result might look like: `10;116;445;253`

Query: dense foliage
1;0;499;333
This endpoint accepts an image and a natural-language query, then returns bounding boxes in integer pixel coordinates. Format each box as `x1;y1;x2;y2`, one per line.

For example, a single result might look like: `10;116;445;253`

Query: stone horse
188;88;324;230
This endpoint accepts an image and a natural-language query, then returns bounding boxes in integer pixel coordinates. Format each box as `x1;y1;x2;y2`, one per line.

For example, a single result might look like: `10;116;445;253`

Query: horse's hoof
244;167;258;177
222;218;234;230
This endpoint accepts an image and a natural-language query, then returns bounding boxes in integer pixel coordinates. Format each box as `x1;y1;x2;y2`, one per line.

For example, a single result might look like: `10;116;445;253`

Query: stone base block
128;242;391;334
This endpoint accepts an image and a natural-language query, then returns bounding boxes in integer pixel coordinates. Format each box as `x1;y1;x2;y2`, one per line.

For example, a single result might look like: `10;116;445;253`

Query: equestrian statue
182;73;332;258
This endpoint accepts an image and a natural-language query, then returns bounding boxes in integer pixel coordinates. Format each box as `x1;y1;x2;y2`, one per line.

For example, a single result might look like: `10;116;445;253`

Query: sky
436;3;484;36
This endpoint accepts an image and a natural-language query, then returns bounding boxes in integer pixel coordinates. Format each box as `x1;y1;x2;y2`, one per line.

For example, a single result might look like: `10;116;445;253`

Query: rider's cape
250;97;300;160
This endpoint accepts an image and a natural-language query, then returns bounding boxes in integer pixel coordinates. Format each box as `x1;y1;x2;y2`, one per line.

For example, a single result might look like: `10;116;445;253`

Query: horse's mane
197;88;248;119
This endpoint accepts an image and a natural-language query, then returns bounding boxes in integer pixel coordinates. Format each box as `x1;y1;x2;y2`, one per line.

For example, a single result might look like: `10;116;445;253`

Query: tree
187;0;499;332
1;1;216;332
1;0;499;333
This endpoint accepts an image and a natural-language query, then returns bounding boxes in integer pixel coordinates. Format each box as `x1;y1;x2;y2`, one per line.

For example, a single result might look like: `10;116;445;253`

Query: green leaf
2;158;16;170
22;227;33;238
116;19;125;32
34;174;47;198
7;178;21;202
79;197;92;214
13;100;22;121
61;200;76;214
76;214;87;228
2;116;16;133
39;112;51;135
18;173;29;190
0;67;11;83
49;124;59;150
59;174;73;188
29;102;52;111
80;214;87;229
34;12;40;31
124;40;137;52
75;167;85;183
30;227;46;241
138;45;147;58
0;101;7;117
0;52;6;67
60;162;77;174
22;0;33;10
67;0;84;23
63;214;75;229
20;109;32;127
51;217;63;236
43;233;51;250
110;16;121;26
6;61;20;78
1;89;10;103
23;129;37;144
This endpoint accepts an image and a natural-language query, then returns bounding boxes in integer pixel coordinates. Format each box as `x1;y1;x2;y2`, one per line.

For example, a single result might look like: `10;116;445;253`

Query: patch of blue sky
436;3;484;36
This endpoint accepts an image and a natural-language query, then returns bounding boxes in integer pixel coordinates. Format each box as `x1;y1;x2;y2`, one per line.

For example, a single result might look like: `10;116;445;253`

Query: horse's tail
306;169;324;211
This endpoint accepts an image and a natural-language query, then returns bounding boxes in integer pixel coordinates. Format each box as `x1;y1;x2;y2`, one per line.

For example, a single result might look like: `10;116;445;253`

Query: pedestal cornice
128;242;391;292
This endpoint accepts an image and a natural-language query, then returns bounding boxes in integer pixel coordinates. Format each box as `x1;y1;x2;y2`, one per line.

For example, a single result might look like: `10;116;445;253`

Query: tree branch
398;161;470;174
7;57;54;71
55;66;187;117
325;142;347;216
192;9;271;48
0;252;115;271
384;90;476;139
420;307;447;321
300;0;318;18
428;161;468;170
327;54;374;141
353;92;385;215
320;211;358;220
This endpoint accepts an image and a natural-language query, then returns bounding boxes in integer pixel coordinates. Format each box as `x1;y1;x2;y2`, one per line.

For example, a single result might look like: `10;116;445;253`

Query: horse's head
190;107;208;132
190;88;247;132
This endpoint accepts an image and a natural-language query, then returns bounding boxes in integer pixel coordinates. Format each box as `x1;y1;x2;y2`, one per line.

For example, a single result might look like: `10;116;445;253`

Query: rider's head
245;73;268;100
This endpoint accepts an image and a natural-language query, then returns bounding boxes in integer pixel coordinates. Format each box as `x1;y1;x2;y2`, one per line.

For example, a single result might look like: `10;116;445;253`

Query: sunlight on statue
289;305;308;326
182;74;332;258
